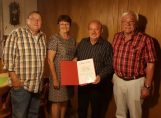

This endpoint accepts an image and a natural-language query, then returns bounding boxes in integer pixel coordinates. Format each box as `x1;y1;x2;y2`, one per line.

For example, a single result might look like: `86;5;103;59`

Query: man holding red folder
75;20;113;118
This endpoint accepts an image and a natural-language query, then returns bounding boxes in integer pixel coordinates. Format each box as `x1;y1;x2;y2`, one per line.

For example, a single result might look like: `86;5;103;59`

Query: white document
77;58;96;85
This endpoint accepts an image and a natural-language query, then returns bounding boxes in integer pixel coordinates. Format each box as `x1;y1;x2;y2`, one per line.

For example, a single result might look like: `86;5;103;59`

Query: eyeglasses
121;20;135;25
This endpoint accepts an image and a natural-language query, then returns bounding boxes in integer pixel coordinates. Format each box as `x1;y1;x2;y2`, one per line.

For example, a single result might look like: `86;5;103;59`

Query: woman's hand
53;79;60;89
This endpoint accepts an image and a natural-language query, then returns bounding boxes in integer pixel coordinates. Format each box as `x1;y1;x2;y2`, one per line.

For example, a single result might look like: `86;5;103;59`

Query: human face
58;21;70;34
26;13;42;34
88;22;102;41
121;14;136;35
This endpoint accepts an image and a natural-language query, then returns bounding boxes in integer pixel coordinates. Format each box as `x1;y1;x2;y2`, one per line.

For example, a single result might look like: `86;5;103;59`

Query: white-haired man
112;11;157;118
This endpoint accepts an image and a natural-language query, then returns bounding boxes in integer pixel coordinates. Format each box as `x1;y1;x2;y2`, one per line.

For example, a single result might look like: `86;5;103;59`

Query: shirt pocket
130;44;145;61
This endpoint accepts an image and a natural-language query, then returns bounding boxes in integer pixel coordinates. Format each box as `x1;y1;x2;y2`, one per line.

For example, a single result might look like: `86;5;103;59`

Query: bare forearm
48;60;58;81
145;63;155;86
48;60;60;88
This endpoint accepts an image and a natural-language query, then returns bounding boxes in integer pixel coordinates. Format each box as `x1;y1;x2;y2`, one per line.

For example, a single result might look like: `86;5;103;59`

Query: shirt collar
120;31;143;37
25;25;44;36
120;31;140;41
87;37;103;45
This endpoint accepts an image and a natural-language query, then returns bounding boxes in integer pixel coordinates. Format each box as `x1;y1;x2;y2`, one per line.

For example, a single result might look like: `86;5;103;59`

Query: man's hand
11;78;23;88
9;72;23;88
92;75;101;84
141;87;150;99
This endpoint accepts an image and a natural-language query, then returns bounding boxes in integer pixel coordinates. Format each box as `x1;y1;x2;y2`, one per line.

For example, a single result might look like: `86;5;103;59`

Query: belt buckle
124;76;133;80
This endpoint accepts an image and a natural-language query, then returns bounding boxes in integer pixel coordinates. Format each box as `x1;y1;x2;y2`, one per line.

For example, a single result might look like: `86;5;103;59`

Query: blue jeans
10;87;40;118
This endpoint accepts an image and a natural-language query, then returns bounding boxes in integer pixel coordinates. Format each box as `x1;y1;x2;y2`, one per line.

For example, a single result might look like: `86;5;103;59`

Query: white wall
2;0;37;35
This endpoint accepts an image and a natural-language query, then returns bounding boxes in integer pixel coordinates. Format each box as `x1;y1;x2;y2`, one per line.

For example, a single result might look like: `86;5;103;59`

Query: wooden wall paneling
38;0;161;117
38;0;161;44
154;0;161;44
111;0;119;41
113;0;129;34
69;0;84;42
128;0;156;37
98;0;115;42
71;0;90;42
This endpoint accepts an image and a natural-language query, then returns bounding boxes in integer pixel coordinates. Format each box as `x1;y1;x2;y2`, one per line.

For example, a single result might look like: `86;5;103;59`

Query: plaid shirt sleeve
144;37;157;63
3;31;18;71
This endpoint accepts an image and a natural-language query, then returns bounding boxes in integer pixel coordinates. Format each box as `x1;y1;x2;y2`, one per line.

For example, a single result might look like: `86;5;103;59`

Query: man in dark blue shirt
75;20;113;118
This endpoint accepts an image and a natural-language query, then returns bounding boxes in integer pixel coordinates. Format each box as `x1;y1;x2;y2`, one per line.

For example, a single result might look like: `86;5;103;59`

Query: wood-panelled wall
38;0;161;117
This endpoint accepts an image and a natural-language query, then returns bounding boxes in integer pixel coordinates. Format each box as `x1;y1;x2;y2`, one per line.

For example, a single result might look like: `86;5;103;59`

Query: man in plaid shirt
3;11;46;118
112;11;157;118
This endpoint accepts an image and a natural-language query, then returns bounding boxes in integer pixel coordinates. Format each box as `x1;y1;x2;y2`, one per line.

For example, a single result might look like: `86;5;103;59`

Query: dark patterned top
76;37;113;80
47;34;76;102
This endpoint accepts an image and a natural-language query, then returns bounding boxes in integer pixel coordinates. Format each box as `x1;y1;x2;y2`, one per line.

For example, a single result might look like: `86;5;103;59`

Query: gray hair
27;11;41;19
121;11;138;22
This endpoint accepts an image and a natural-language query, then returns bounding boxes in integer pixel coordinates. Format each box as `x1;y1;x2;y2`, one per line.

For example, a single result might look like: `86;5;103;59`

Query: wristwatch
144;83;151;89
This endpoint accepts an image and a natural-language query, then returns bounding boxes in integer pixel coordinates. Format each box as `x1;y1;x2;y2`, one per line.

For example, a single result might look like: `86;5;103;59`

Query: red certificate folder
60;59;96;85
60;61;79;85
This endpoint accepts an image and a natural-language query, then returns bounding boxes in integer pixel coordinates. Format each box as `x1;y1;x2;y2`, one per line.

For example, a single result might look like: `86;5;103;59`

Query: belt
116;74;145;81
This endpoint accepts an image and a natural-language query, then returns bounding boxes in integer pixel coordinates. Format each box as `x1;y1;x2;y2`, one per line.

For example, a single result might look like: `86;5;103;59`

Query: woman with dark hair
47;15;76;118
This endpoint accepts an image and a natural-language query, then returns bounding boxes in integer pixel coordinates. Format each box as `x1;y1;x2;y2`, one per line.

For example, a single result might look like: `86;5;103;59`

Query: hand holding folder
60;58;96;85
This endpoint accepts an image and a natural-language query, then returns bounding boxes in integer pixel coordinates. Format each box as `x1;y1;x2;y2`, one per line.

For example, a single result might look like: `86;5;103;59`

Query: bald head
88;20;102;30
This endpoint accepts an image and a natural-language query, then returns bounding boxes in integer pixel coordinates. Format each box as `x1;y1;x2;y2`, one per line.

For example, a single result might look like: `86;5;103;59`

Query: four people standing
3;10;157;118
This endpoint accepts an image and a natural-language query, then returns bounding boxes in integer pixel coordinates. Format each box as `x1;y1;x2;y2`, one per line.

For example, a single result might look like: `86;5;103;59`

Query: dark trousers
78;86;103;118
